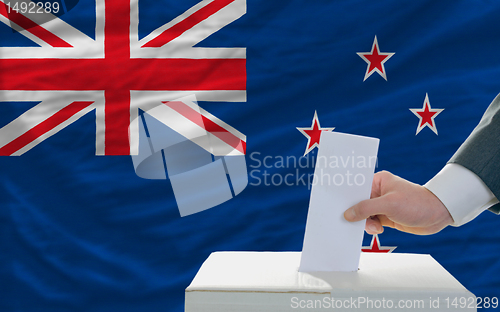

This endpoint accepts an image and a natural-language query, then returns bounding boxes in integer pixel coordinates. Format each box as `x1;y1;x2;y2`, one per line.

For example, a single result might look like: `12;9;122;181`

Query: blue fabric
2;0;500;311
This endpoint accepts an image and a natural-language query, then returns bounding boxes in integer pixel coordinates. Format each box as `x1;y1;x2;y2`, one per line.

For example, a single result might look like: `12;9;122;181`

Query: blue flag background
2;0;500;311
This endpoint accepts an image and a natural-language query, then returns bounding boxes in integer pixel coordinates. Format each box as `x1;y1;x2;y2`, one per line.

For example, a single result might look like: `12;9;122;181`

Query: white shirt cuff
424;163;499;226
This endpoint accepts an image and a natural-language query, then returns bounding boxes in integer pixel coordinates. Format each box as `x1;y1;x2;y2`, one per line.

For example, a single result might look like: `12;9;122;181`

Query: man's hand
344;171;454;235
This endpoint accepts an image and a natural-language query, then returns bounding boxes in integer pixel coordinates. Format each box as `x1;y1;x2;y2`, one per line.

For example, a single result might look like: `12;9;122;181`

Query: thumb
344;196;392;222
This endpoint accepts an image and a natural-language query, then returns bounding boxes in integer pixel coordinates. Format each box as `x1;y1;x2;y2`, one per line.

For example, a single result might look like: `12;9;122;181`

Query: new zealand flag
1;0;499;311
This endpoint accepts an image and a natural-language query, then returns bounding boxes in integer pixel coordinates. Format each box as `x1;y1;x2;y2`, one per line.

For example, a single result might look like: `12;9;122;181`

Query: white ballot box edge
185;252;476;312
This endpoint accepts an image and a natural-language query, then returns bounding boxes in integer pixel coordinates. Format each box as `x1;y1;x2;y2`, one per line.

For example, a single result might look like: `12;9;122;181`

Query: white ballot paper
299;131;379;272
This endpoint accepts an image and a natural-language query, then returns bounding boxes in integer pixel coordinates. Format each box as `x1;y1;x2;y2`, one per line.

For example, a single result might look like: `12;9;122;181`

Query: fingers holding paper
344;171;454;235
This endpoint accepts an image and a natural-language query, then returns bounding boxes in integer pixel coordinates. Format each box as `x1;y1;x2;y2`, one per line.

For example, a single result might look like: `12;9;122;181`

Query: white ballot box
185;252;476;311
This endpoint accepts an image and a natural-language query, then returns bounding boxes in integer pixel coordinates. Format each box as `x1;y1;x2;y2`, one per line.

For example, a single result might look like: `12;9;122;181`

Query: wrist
422;186;454;230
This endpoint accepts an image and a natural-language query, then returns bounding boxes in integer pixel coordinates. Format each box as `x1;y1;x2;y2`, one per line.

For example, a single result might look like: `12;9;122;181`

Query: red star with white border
362;234;397;253
296;111;335;156
357;36;395;81
410;93;444;135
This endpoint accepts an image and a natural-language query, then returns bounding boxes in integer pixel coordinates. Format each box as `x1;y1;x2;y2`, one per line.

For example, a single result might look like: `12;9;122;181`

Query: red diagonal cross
0;0;246;155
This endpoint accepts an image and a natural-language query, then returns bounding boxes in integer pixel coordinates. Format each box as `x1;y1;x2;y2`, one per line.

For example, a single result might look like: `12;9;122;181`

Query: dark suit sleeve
449;93;500;214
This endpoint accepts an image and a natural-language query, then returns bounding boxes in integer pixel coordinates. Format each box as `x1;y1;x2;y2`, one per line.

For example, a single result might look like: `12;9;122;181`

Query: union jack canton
0;0;247;156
